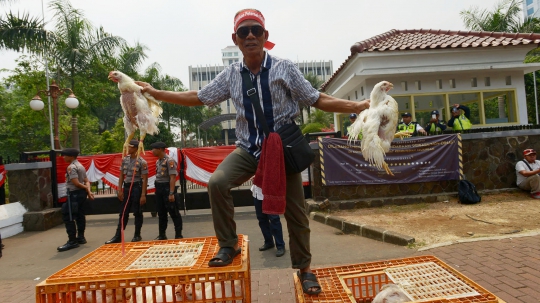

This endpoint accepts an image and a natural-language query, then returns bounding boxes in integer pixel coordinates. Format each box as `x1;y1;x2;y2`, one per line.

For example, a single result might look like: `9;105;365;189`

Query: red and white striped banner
0;165;5;187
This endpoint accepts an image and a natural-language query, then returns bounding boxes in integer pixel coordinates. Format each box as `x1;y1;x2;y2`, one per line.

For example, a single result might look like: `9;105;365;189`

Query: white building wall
524;0;540;19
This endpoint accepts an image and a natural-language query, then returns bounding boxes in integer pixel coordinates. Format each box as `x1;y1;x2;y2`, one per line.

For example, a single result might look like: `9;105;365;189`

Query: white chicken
372;284;410;303
108;71;163;156
347;81;409;176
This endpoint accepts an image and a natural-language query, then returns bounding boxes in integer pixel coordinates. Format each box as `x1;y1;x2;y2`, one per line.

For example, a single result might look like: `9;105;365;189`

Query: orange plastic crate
36;235;250;302
294;255;505;303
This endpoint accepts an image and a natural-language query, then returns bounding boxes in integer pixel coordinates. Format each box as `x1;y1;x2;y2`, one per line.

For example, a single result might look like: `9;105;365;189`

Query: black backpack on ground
458;180;481;204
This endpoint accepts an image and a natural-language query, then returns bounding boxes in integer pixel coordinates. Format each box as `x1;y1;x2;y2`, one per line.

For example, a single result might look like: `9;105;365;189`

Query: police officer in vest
397;112;427;136
447;104;472;131
150;142;183;240
105;140;148;244
58;148;95;252
425;110;447;135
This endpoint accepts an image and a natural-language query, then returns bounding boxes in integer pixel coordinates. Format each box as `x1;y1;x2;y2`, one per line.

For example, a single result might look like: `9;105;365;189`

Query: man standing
150;141;183;240
516;148;540;199
346;113;362;139
397;112;427;136
448;104;472;131
425;110;447;135
58;148;94;252
136;8;369;295
105;140;148;243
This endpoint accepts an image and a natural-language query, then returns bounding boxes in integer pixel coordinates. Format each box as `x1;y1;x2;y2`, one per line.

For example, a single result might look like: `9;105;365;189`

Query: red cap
234;9;275;50
524;149;536;156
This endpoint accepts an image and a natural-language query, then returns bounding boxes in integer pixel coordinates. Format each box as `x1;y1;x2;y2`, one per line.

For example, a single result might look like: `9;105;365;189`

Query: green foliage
143;123;175;148
301;123;324;134
307;108;333;126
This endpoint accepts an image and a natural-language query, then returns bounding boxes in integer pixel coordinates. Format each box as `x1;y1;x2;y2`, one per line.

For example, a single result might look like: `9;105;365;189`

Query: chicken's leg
394;131;412;140
137;133;146;157
123;132;135;157
382;162;394;176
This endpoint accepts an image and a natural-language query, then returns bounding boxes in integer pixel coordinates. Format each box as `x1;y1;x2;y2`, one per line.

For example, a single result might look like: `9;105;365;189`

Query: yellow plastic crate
294;255;506;303
36;235;250;302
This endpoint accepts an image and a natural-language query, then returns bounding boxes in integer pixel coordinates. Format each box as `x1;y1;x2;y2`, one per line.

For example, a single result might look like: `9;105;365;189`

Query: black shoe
77;237;87;244
175;231;183;239
57;241;80;252
132;235;142;242
105;235;121;244
259;243;275;251
154;235;167;240
276;247;286;257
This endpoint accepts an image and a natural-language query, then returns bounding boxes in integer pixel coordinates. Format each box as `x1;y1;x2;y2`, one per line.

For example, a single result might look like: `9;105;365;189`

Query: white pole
535;71;539;125
42;0;54;150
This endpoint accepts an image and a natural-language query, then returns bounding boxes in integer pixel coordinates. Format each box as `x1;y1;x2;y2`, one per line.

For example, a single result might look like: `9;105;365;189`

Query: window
355;91;358;99
527;0;533;5
348;96;350;100
361;86;364;96
234;52;238;56
484;77;491;87
528;7;535;15
401;81;408;91
228;59;233;65
415;81;421;90
449;79;456;88
506;76;512;85
483;91;517;124
471;78;477;87
436;79;442;89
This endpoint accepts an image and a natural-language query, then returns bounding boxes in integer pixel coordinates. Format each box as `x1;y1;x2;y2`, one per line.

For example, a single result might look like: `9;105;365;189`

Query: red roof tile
321;29;540;91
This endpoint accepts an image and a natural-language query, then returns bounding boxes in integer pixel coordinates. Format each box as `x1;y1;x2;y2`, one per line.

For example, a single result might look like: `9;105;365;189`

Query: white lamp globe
30;99;45;111
65;95;79;109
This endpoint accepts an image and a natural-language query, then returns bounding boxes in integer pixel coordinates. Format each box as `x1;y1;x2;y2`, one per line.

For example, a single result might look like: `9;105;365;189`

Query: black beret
128;140;139;148
401;112;412;117
61;148;79;156
150;141;166;149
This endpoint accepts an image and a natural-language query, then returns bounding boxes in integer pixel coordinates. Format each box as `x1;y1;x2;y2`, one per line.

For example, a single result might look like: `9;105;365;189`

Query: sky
1;0;509;89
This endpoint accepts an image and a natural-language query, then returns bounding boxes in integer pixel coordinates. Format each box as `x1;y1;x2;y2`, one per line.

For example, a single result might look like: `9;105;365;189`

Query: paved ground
1;206;538;302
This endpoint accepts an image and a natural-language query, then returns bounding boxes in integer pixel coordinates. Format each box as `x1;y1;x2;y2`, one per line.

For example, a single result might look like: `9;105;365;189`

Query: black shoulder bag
241;71;315;174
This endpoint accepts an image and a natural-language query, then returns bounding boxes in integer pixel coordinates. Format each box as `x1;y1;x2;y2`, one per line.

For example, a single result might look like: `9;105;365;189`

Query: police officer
150;142;183;240
105;140;148;243
397;112;427;136
448;104;472;131
425;110;447;135
58;148;94;252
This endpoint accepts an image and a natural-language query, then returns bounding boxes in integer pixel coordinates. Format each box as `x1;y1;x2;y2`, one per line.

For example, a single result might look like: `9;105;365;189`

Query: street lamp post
29;80;79;150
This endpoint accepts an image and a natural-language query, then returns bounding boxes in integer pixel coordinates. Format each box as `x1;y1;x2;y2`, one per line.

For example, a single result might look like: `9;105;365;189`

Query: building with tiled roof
322;29;540;133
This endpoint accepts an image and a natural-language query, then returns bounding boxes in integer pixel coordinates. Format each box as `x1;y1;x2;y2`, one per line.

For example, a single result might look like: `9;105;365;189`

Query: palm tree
301;73;324;124
461;0;540;123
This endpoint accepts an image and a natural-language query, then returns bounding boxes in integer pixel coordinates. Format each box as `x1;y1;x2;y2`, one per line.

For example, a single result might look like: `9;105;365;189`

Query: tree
300;73;324;124
461;0;540;124
0;0;125;149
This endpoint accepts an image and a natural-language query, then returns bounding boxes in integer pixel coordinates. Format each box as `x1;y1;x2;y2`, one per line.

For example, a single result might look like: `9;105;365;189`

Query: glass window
528;7;535;15
483;91;517;124
449;93;480;125
361;86;364;96
485;77;491;86
471;78;477;87
506;76;512;85
527;0;533;5
411;94;446;126
436;79;442;89
449;79;456;88
415;81;421;90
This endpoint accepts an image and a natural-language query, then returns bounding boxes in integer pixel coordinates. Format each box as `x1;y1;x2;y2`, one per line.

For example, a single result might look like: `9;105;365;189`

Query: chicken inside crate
36;236;250;303
294;256;503;303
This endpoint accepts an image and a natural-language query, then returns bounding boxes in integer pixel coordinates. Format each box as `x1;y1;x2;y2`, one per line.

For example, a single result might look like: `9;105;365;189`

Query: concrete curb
309;212;415;246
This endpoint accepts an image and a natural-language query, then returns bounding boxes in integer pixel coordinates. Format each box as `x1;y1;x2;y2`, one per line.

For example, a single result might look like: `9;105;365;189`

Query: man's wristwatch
169;191;175;195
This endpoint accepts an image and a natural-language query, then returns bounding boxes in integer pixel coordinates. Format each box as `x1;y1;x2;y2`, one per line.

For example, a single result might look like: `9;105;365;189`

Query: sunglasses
236;25;264;39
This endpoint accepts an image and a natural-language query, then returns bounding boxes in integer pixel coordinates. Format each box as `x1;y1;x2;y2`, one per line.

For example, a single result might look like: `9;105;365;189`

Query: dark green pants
208;148;311;269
